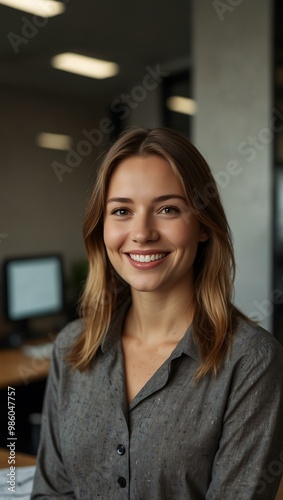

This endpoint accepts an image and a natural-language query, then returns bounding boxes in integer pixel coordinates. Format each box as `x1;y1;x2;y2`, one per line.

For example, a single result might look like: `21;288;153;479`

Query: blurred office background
0;0;282;455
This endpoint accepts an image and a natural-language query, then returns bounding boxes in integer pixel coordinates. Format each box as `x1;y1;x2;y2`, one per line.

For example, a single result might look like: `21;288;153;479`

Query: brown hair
67;127;249;379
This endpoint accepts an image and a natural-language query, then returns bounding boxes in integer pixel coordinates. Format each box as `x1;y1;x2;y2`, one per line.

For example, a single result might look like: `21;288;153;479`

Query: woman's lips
129;253;167;262
125;252;169;269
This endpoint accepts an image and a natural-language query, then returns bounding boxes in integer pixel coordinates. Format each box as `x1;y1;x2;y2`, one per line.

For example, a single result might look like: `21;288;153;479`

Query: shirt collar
173;324;200;361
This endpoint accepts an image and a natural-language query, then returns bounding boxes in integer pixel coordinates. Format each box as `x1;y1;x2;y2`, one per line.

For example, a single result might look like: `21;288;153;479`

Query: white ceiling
0;1;191;103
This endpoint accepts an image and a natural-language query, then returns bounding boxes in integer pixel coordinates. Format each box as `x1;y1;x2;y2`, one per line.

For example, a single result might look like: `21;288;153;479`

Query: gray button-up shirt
31;301;283;499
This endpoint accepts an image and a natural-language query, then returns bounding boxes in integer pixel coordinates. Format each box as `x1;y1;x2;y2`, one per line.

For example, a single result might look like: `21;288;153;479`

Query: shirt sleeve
206;340;283;500
31;339;76;499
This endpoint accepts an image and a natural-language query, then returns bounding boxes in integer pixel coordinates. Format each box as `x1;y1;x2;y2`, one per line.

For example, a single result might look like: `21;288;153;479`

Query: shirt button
116;444;126;456
117;476;126;488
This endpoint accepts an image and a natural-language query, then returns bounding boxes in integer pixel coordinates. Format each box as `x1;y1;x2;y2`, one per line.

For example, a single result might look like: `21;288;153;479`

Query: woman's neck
124;283;195;346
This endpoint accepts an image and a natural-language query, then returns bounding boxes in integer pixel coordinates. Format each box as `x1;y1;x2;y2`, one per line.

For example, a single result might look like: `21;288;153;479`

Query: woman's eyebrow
152;194;187;203
106;197;133;205
106;194;187;205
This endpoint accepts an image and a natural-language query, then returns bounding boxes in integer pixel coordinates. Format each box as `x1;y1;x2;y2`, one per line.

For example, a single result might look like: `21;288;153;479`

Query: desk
0;341;51;455
0;342;51;390
0;448;36;468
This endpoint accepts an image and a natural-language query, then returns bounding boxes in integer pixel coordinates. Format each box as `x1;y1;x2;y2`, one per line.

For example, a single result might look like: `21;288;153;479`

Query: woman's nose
130;214;159;243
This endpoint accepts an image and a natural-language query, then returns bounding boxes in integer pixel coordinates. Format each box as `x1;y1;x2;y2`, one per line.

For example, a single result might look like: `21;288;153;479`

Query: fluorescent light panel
36;132;72;150
51;52;119;79
166;96;197;116
0;0;65;17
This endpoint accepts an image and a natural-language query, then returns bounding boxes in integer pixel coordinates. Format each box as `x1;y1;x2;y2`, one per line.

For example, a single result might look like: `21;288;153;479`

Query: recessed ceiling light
0;0;65;17
166;96;197;116
36;132;72;151
51;52;120;79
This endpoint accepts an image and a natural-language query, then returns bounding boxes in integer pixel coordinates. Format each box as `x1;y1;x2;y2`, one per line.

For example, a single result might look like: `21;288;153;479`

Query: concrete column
192;0;273;330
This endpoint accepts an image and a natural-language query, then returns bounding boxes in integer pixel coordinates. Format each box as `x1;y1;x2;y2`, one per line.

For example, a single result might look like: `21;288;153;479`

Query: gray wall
193;0;273;330
127;86;162;129
0;89;108;294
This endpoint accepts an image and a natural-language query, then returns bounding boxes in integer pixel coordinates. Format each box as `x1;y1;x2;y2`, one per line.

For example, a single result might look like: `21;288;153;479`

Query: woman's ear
199;226;209;242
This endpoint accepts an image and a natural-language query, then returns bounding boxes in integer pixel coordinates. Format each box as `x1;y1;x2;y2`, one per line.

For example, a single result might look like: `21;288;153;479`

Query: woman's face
103;155;208;295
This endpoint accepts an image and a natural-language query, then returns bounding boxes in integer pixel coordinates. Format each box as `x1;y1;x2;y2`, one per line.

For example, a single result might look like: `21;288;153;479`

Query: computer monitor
3;254;65;340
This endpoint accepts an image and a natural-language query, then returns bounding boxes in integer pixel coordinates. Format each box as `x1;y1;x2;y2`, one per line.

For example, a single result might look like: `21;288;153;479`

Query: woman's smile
128;253;167;262
125;251;170;270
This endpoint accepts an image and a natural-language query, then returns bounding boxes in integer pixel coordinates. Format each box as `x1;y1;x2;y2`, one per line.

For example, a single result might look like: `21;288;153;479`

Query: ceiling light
166;96;197;116
36;132;72;151
51;52;119;79
0;0;65;17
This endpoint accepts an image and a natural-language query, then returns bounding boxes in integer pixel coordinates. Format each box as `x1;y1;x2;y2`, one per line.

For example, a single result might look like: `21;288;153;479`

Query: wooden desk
0;342;51;389
0;448;36;468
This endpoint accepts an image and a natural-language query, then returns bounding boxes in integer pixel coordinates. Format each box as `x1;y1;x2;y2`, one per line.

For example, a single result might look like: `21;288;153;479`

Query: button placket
116;444;127;488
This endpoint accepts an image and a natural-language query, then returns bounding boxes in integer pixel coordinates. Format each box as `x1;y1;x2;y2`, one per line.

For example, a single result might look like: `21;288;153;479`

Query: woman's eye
112;208;129;216
160;206;180;214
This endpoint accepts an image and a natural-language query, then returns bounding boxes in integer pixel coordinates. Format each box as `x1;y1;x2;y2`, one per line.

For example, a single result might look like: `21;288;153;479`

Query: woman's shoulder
231;316;283;364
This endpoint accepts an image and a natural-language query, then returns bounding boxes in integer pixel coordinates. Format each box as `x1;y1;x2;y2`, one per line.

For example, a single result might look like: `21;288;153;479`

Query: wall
193;0;273;330
127;85;162;129
0;89;109;316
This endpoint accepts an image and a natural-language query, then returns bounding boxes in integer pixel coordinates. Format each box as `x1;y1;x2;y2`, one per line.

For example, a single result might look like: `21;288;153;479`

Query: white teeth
129;253;166;262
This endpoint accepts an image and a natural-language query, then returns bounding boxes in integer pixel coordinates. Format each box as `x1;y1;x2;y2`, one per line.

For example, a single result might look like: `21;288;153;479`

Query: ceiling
0;1;191;104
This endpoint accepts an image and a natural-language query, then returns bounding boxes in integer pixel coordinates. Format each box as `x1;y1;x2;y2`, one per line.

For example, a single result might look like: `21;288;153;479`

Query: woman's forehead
107;155;186;197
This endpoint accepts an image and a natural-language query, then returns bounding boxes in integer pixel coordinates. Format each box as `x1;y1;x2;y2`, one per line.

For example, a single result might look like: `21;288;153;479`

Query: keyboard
22;342;54;359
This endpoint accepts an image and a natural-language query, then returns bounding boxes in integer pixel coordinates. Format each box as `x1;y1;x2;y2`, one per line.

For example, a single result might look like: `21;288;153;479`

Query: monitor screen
3;255;65;322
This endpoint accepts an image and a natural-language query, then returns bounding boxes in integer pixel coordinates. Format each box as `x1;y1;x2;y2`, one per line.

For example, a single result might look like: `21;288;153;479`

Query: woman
32;127;283;499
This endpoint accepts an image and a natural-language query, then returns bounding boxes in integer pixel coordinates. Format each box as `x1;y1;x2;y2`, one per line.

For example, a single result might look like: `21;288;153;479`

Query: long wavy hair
67;127;249;379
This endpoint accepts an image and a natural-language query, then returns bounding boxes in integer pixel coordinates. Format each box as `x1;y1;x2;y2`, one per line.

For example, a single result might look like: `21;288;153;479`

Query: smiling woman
103;155;208;299
31;127;283;500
